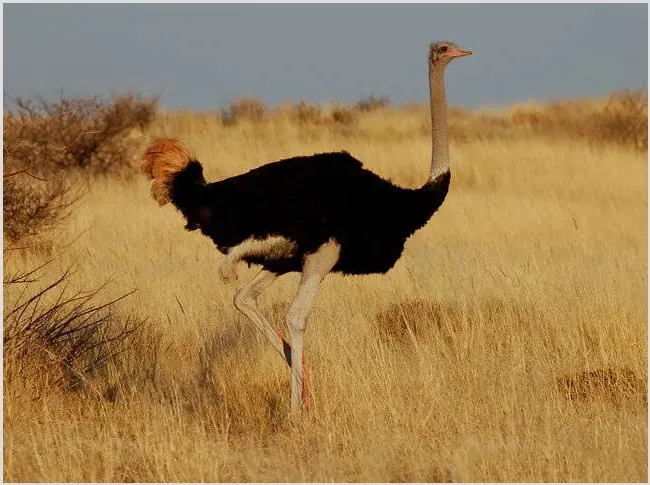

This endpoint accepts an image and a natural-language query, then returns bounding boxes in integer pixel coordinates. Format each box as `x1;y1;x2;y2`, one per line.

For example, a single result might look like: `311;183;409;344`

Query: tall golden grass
3;93;648;482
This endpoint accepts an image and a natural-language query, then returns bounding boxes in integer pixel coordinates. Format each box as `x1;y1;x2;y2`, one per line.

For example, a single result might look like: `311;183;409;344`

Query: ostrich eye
440;46;448;53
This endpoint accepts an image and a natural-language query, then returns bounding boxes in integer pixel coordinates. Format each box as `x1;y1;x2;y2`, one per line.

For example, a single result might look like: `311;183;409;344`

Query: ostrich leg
234;269;291;364
286;240;340;415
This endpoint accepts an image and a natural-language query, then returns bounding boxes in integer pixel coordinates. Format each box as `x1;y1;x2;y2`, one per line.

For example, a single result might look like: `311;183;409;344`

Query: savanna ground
3;93;648;481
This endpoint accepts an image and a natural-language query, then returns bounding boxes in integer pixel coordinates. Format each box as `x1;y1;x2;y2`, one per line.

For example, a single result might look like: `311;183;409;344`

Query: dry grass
3;93;647;482
3;262;141;396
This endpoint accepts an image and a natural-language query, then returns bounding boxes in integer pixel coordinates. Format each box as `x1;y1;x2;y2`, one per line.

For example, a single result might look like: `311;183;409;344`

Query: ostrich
141;41;471;414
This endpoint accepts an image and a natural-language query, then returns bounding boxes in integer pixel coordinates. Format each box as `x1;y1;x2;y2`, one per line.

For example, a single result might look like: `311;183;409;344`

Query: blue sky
4;4;648;110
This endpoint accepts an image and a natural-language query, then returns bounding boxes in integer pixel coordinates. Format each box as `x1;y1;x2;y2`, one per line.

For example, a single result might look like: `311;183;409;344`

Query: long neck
428;63;450;184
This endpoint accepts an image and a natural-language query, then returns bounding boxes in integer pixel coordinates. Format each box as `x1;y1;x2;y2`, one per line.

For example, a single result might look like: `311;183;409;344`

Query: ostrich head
429;41;472;67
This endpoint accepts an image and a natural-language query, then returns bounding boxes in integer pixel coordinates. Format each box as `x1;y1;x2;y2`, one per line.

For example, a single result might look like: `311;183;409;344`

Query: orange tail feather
141;138;194;206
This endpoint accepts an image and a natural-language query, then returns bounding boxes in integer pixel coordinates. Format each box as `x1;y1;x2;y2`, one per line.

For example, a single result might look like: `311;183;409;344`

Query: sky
3;4;648;111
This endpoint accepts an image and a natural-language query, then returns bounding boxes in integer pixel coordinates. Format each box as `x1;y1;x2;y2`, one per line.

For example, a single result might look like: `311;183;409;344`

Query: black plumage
170;151;450;276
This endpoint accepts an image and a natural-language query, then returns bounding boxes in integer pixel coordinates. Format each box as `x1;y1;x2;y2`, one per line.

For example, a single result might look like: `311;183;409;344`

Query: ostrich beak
450;47;472;58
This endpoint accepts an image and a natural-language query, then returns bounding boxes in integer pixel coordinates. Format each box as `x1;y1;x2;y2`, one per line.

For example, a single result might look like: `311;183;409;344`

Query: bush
293;101;324;125
510;89;648;151
3;92;156;243
599;89;648;152
355;94;390;112
331;106;355;125
4;93;157;177
3;170;80;244
220;97;267;125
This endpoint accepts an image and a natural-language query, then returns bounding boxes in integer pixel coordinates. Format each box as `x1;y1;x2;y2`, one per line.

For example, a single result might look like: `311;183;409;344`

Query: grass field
3;98;648;481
